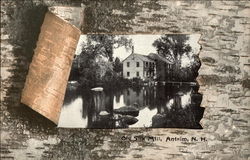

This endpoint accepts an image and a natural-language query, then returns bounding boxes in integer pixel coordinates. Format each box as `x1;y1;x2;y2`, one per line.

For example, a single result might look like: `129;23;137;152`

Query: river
58;84;204;129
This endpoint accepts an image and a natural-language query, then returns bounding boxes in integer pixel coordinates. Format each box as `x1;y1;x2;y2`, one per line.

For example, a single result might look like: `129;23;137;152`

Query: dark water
58;83;204;129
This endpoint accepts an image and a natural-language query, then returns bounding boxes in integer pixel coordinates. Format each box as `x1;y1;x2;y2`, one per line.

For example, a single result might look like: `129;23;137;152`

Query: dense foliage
153;34;201;82
73;35;133;89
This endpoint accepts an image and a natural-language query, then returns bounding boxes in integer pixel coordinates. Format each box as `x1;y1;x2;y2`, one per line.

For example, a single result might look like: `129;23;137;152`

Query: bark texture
21;11;80;124
1;1;249;160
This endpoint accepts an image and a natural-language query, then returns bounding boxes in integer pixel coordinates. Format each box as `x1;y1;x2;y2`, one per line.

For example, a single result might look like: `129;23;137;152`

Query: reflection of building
123;88;144;107
122;47;155;80
123;87;157;110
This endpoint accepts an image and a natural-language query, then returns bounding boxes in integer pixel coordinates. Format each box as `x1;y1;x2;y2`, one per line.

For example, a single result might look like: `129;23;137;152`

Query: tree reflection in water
58;84;204;129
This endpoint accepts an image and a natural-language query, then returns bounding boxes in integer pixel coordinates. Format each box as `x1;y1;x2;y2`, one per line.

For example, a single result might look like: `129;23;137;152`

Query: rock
177;91;184;96
113;106;139;117
99;111;109;116
121;115;138;125
152;114;166;128
68;81;78;84
67;81;79;89
91;87;103;91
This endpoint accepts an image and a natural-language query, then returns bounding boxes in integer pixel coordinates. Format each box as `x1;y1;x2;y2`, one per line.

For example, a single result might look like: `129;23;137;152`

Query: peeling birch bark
21;11;81;124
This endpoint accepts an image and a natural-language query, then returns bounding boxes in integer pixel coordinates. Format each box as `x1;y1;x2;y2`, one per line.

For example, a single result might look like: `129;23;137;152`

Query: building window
136;62;140;67
136;72;139;77
127;72;130;77
146;62;148;67
127;62;130;67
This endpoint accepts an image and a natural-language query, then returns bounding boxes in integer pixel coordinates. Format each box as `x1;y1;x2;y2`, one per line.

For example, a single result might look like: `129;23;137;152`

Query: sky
75;34;201;61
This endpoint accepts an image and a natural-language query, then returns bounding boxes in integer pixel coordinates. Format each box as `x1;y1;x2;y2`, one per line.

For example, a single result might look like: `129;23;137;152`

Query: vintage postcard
1;1;249;160
58;34;205;129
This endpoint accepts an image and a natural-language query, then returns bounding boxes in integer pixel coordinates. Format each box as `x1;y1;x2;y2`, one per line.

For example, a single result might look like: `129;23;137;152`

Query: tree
86;35;132;62
153;34;191;61
152;35;200;82
113;57;123;73
77;35;132;87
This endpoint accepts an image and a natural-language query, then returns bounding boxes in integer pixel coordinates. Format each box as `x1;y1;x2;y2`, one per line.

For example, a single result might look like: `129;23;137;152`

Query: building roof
148;53;174;64
122;53;155;63
122;53;174;64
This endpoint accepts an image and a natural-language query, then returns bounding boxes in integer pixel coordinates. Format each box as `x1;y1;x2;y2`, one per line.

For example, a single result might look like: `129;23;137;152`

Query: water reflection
58;84;204;129
58;97;87;128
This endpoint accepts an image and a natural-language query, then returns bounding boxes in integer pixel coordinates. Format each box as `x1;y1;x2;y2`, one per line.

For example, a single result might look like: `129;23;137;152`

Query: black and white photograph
2;1;249;159
58;34;204;129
